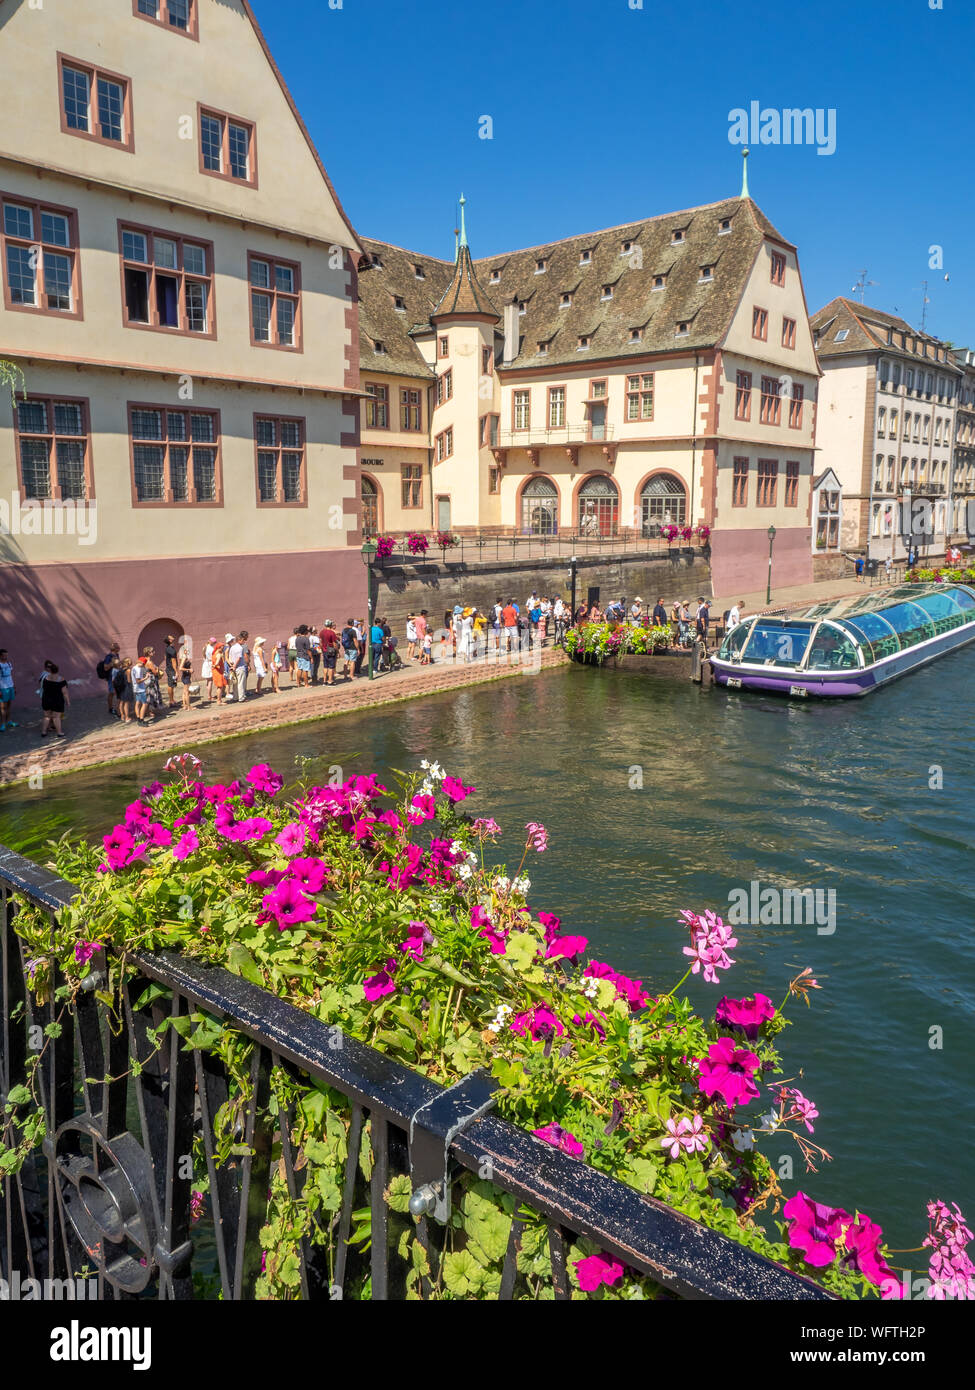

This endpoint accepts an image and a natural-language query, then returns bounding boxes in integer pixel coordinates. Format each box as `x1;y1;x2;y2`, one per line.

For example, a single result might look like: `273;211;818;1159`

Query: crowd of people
0;590;740;744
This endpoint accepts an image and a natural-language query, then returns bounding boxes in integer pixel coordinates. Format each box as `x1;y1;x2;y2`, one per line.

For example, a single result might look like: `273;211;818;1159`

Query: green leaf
226;944;263;986
624;1158;659;1195
504;932;540;971
5;1085;31;1107
386;1174;412;1213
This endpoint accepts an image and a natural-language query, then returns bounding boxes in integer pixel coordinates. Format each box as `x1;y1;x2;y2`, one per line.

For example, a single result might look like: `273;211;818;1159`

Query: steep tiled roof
811;297;957;365
359;196;791;375
431;245;500;321
357;237;453;380
473;197;783;368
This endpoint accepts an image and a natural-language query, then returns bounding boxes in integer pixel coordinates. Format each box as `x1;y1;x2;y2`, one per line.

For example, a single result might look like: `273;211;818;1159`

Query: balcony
499;424;616;448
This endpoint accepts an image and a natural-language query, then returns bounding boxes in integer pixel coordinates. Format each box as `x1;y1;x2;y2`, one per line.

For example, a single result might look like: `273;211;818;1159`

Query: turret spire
459;193;468;249
740;148;750;199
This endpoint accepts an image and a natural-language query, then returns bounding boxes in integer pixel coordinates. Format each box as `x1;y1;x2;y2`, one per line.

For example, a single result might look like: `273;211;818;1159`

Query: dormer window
629;327;643;342
671;229;685;244
621;240;633;255
580;248;592;265
676;322;689;337
560;292;572;308
652;275;666;291
601;284;614;300
537;341;549;355
535;258;548;274
718;218;732;234
577;335;590;350
835;329;849;342
413;264;425;280
518;300;527;315
490;268;501;283
373;339;386;354
371;253;383;269
393;295;406;312
699;265;713;282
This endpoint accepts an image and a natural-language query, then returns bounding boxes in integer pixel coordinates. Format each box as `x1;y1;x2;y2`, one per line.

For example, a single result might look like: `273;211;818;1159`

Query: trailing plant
5;755;972;1300
374;535;395;559
406;532;429;555
562;621;672;664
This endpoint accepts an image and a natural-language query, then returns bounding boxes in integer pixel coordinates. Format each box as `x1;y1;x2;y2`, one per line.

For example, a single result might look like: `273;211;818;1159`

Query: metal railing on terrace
498;425;616;448
367;532;709;564
0;845;829;1302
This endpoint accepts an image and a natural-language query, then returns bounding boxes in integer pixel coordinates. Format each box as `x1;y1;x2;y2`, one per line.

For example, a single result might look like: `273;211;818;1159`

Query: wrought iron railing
0;845;829;1301
498;425;616;447
369;533;708;565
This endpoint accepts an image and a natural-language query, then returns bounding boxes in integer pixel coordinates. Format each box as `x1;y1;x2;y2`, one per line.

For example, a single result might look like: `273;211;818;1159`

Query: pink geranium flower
660;1114;710;1159
472;818;501;840
778;1086;819;1133
574;1253;625;1293
696;1036;761;1109
532;1123;584;1158
681;909;737;983
715;993;775;1040
441;776;474;803
288;857;329;893
525;821;548;852
363;959;397;1001
247;762;284;796
172;829;199;861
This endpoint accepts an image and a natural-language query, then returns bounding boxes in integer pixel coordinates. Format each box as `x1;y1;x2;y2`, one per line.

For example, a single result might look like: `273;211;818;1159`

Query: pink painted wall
0;549;366;696
709;527;813;598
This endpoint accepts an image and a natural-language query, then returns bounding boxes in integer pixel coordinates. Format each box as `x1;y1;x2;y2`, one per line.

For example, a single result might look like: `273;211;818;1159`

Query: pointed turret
431;194;500;322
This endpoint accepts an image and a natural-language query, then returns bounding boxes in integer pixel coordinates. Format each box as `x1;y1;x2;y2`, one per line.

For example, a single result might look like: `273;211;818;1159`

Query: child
270;640;285;693
421;628;432;665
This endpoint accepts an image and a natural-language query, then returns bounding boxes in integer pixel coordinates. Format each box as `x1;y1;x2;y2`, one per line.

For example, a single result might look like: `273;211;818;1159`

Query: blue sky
253;0;974;346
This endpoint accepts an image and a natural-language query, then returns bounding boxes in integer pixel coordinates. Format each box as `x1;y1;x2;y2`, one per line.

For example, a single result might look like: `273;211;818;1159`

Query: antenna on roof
851;270;876;303
740;148;750;199
919;279;930;332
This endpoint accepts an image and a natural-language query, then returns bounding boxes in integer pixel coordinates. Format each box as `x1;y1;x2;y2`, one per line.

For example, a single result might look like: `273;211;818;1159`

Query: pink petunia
275;822;310;857
287;857;329;893
441;776;474;803
574;1253;625;1293
262;877;318;929
545;934;588;961
172;829;200;861
532;1123;585;1158
363;959;397;1001
696;1036;761;1110
247;762;284;796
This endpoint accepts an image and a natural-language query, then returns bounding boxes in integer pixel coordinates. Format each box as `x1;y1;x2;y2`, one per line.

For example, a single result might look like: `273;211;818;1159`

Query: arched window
640;474;686;537
578;475;619;536
521;476;558;535
361;476;378;537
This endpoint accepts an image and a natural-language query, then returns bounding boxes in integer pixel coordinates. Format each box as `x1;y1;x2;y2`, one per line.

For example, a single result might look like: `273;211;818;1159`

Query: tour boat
710;583;975;698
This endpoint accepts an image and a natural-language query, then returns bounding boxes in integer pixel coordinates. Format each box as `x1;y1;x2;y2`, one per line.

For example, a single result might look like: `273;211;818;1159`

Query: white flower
450;839;464;855
420;779;434;796
579;975;599;1000
420;760;445;781
466;850;478;866
458;863;473;880
758;1110;780;1134
731;1128;756;1152
512;875;530;895
493;875;510;893
490;1004;513;1031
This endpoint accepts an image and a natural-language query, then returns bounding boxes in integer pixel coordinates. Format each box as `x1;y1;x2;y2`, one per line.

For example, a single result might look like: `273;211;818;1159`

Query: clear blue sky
252;0;974;346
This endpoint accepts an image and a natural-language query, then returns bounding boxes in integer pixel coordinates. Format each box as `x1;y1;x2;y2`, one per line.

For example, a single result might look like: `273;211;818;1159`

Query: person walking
309;624;323;686
253;638;268;695
163;635;179;709
501;598;518;655
39;660;69;738
98;642;121;719
293;626;311;687
855;555;864;583
884;555;893;584
340;619;358;681
271;639;286;693
0;649;17;731
370;617;384;672
727;600;744;632
177;638;193;711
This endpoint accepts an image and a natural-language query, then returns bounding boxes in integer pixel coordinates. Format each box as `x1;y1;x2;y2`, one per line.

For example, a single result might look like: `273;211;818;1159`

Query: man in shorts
340;619;358;681
319;620;340;686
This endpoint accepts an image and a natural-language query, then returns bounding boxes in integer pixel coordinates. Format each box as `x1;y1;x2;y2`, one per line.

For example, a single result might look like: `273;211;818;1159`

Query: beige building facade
0;0;364;684
358;193;821;594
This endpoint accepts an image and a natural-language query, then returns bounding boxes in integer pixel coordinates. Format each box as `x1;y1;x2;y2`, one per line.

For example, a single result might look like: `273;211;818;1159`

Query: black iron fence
371;533;708;567
0;845;829;1301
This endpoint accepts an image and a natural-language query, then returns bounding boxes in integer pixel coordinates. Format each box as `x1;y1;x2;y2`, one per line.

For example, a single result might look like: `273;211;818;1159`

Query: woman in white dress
201;639;214;704
459;608;474;663
253;638;268;695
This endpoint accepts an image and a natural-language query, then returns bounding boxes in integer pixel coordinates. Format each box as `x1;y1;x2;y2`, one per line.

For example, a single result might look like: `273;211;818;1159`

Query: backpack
96;659;107;680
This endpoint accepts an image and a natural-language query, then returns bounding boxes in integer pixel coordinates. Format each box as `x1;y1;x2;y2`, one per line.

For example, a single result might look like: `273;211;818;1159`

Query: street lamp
899;487;913;568
361;539;378;680
766;525;776;606
569;555;578;623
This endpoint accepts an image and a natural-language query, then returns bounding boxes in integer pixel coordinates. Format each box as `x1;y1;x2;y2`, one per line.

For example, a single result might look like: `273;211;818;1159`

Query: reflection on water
2;648;974;1249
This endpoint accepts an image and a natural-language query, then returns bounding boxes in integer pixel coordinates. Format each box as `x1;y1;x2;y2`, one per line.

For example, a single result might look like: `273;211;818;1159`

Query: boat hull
711;621;975;698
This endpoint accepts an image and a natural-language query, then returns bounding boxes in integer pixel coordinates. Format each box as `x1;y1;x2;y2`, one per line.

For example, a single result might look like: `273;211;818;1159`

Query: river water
2;653;973;1253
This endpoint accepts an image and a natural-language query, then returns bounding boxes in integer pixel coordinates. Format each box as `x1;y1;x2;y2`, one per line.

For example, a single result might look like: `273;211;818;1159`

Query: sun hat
255;637;266;646
225;632;234;642
453;605;463;615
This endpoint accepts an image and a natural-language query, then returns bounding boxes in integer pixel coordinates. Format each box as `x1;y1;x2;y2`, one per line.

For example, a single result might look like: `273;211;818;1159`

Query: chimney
503;300;519;364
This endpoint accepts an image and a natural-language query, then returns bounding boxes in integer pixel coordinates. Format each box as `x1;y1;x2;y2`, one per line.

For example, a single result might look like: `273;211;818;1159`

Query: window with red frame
732;456;749;507
134;0;196;38
752;307;769;340
2;198;81;317
364;383;388;429
435;428;453;462
784;460;799;506
249;254;300;349
756;458;778;506
15;397;91;500
437;370;453;406
760;376;782;425
401;388;422;431
782;316;796;349
199;107;255;185
770;253;786;287
401;463;422;508
256;415;304;504
735;370;752;420
789;383;805;429
482;345;493;375
129;404;219;504
439;336;448;358
120;224;213;334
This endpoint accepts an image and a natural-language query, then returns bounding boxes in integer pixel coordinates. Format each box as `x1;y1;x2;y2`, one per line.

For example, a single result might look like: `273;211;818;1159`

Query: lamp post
766;525;776;606
569;555;578;623
361;539;377;680
900;487;913;569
